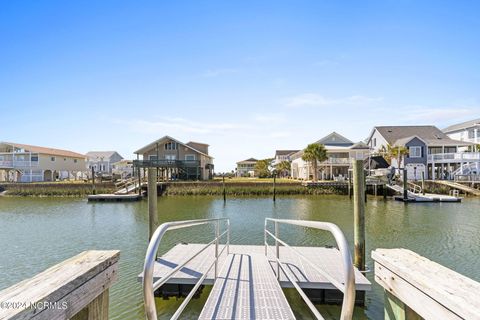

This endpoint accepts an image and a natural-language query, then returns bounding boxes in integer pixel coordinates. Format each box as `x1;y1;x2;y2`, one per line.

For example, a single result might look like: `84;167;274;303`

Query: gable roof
237;158;258;164
86;151;123;161
315;132;353;146
371;126;472;146
134;135;212;158
275;150;300;156
443;118;480;133
0;142;85;158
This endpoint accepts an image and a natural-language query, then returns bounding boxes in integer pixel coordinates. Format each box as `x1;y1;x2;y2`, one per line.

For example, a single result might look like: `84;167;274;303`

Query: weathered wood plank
372;248;480;320
0;250;119;320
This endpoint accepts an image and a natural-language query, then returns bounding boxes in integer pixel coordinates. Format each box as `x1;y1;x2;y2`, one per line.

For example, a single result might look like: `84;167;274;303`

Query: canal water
1;196;479;319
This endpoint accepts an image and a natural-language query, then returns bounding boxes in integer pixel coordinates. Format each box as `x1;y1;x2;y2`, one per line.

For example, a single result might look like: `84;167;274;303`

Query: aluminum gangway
141;218;371;320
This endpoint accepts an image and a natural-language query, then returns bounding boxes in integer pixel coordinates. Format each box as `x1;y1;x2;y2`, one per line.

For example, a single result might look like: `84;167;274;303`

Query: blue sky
1;1;479;171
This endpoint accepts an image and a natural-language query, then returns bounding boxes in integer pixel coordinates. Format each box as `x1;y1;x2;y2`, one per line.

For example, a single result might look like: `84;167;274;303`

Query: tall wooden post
421;171;425;195
403;168;408;201
222;175;226;202
353;160;365;271
91;167;96;195
364;169;368;203
137;166;142;196
348;170;352;199
147;169;158;240
273;172;276;202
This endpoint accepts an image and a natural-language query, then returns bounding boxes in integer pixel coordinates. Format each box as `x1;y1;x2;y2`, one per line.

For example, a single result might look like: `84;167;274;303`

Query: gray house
86;151;124;175
367;126;473;180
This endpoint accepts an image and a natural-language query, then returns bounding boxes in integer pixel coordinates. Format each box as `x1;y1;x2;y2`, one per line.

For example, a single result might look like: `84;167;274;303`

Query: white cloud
201;68;239;77
401;106;477;124
285;93;383;108
253;113;287;123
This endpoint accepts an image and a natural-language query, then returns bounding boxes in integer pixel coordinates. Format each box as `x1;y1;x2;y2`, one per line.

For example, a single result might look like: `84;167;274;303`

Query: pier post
353;160;365;272
348;171;352;199
137;166;142;196
147;169;158;240
91;167;96;195
421;171;425;195
273;172;276;202
403;169;408;201
222;175;226;202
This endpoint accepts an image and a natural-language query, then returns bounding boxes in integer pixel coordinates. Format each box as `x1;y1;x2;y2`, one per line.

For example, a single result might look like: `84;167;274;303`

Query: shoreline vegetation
0;178;473;197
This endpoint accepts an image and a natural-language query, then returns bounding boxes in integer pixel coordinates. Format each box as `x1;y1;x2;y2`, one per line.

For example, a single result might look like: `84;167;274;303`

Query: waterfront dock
143;243;370;300
87;193;143;202
386;183;462;202
141;217;369;320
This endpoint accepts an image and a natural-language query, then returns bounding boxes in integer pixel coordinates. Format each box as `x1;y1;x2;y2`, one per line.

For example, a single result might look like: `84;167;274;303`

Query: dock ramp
141;218;370;320
431;180;480;196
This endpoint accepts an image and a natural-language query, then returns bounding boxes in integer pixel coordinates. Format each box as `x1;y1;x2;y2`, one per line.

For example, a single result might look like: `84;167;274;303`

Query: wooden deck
373;248;480;320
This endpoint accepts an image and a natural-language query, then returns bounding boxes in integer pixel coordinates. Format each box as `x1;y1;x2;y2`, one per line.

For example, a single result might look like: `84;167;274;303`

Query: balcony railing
0;160;39;168
133;159;200;168
427;152;480;163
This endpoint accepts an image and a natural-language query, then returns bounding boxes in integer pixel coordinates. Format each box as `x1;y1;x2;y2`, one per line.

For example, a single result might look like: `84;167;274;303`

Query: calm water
1;195;479;319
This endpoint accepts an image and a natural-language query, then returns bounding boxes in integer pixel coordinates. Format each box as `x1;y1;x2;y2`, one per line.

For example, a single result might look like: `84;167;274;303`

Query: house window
149;155;158;160
51;157;56;162
165;154;176;160
31;155;39;162
409;146;422;158
64;158;67;161
185;154;196;161
74;159;77;163
164;142;178;150
373;138;377;147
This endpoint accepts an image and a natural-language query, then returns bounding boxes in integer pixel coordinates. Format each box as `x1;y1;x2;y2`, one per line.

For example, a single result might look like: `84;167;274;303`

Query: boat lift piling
353;160;366;273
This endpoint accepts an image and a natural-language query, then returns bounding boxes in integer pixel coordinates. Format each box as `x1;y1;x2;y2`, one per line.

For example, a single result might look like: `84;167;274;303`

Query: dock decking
140;243;370;319
87;193;142;202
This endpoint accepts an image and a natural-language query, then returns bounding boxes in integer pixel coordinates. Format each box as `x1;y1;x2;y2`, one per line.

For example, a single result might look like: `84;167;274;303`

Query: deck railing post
215;221;219;279
353;160;366;272
275;221;280;279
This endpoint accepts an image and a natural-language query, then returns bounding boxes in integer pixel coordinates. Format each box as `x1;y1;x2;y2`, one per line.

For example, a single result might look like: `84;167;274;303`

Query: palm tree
384;144;409;169
275;161;291;177
302;143;328;181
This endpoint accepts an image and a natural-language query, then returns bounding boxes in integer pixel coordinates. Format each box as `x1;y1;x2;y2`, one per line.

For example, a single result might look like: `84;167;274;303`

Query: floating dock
87;193;142;202
139;243;370;317
386;184;461;202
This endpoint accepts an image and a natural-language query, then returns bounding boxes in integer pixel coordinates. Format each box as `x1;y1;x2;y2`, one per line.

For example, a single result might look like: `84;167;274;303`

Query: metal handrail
264;218;355;320
143;218;230;320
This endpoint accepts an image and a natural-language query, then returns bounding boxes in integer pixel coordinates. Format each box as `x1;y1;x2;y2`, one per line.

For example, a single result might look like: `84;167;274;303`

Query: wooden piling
421;171;425;195
147;169;158;240
137;166;142;196
273;173;276;202
348;173;352;199
353;160;365;272
403;168;408;201
91;167;96;195
222;175;226;202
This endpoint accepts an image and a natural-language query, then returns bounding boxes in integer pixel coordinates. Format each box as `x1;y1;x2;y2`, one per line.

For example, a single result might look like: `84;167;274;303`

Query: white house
291;132;370;181
86;151;124;175
0;142;86;182
443;118;480;150
236;158;258;177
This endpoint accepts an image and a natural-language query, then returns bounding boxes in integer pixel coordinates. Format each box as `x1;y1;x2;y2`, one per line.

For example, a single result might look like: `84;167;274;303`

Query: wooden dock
373;248;480;320
87;193;142;202
140;243;370;318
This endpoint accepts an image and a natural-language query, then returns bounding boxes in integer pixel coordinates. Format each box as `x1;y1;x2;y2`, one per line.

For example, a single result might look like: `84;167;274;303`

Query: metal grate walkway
199;252;296;320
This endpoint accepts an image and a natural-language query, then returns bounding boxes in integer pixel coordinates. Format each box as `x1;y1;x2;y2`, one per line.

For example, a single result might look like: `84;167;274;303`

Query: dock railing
0;250;119;320
142;218;230;320
264;218;356;320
